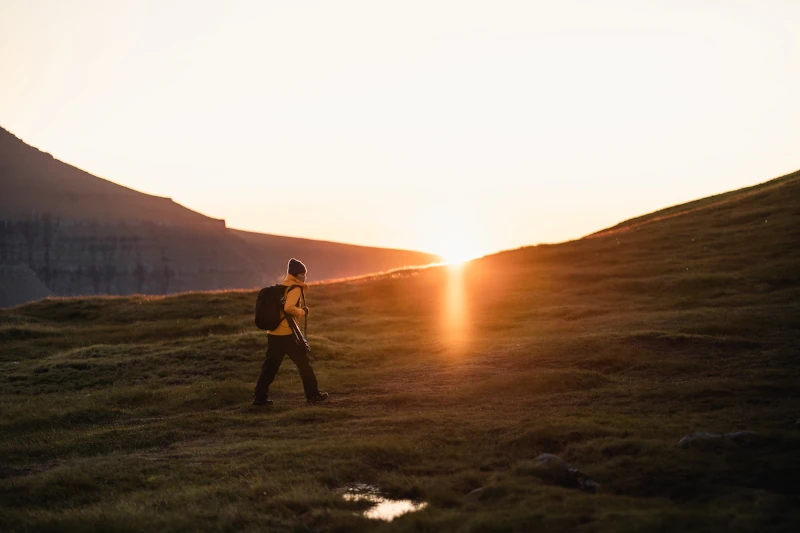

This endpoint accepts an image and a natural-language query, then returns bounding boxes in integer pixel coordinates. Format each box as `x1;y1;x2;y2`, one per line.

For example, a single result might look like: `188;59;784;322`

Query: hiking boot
252;395;273;406
307;391;329;404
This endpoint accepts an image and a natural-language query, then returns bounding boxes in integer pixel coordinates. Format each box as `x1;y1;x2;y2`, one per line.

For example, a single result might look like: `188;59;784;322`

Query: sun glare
443;252;468;353
441;245;480;265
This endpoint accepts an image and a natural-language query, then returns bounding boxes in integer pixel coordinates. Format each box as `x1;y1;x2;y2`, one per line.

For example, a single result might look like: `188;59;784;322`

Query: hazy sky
2;0;799;259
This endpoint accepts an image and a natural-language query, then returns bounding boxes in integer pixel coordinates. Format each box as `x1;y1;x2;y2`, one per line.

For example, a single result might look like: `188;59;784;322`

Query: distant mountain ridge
0;128;222;228
0;127;440;307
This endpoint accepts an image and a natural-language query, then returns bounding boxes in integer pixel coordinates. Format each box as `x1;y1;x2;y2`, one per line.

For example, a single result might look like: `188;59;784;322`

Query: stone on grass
724;431;759;446
533;454;599;494
465;487;484;501
677;432;722;449
677;430;761;449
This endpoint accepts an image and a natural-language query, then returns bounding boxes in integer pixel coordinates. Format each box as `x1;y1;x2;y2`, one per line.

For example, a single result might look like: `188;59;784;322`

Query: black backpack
254;284;301;330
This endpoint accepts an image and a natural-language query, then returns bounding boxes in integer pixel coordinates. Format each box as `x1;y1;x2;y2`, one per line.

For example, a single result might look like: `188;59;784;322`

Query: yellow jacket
267;274;308;336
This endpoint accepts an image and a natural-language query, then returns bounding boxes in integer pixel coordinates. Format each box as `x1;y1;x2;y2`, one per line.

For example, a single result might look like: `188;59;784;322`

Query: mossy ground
2;173;800;532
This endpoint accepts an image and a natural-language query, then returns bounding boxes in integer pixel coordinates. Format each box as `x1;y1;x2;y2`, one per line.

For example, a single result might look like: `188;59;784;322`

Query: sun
440;243;480;265
423;212;485;265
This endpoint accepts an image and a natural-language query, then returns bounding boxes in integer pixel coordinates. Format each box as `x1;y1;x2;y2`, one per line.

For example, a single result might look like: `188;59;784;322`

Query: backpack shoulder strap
284;284;308;338
282;284;305;304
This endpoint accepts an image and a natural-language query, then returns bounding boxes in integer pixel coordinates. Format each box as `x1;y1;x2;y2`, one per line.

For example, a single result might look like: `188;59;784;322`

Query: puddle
337;483;427;521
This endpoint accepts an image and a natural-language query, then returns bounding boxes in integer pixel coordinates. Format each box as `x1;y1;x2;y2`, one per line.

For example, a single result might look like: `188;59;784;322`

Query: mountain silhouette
0;127;439;307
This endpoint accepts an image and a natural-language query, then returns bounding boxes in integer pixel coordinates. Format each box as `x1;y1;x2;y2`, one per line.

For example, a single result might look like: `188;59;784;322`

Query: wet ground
336;483;428;521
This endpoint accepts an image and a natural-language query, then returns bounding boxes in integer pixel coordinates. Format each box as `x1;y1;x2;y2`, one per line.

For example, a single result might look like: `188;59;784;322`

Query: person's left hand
302;307;309;316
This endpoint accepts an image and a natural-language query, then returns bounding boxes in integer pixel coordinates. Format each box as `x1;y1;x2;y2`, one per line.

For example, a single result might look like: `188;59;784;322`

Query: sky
2;0;799;260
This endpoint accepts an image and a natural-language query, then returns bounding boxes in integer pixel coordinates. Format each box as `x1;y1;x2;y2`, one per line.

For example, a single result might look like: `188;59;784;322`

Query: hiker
253;258;329;405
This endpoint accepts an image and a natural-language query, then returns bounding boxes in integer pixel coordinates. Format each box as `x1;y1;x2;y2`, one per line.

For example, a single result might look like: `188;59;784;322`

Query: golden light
437;235;483;265
443;260;467;352
422;208;486;266
441;246;479;265
438;243;478;355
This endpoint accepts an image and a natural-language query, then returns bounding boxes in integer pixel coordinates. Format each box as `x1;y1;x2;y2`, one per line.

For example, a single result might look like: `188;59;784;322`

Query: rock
533;454;599;494
724;431;759;446
677;432;722;449
535;453;571;469
465;487;484;501
677;430;762;449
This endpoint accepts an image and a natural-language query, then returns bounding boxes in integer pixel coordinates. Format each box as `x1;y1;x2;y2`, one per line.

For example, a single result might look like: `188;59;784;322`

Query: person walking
253;258;329;405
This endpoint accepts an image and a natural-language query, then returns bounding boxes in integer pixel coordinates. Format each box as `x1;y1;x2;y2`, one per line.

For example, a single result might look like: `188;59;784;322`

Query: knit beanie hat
288;258;307;277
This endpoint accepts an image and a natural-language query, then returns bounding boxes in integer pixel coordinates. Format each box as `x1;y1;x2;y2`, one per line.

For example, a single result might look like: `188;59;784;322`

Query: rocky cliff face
0;127;439;307
0;217;266;298
0;264;50;307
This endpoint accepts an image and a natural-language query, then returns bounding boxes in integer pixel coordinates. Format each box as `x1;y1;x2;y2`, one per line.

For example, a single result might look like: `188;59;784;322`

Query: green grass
2;171;800;532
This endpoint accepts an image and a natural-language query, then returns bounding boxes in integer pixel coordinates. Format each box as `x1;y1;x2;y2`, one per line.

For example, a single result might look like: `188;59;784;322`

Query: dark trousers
254;334;319;399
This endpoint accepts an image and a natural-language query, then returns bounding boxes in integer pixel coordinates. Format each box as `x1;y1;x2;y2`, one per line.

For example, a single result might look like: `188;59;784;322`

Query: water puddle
337;483;427;521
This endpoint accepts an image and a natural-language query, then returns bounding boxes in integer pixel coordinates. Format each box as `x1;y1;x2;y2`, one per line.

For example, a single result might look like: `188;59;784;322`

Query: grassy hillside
1;171;799;532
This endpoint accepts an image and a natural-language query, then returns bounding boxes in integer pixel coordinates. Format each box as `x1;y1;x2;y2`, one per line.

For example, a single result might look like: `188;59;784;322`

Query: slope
0;127;220;227
232;229;446;282
1;169;798;532
589;168;800;237
0;127;439;305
